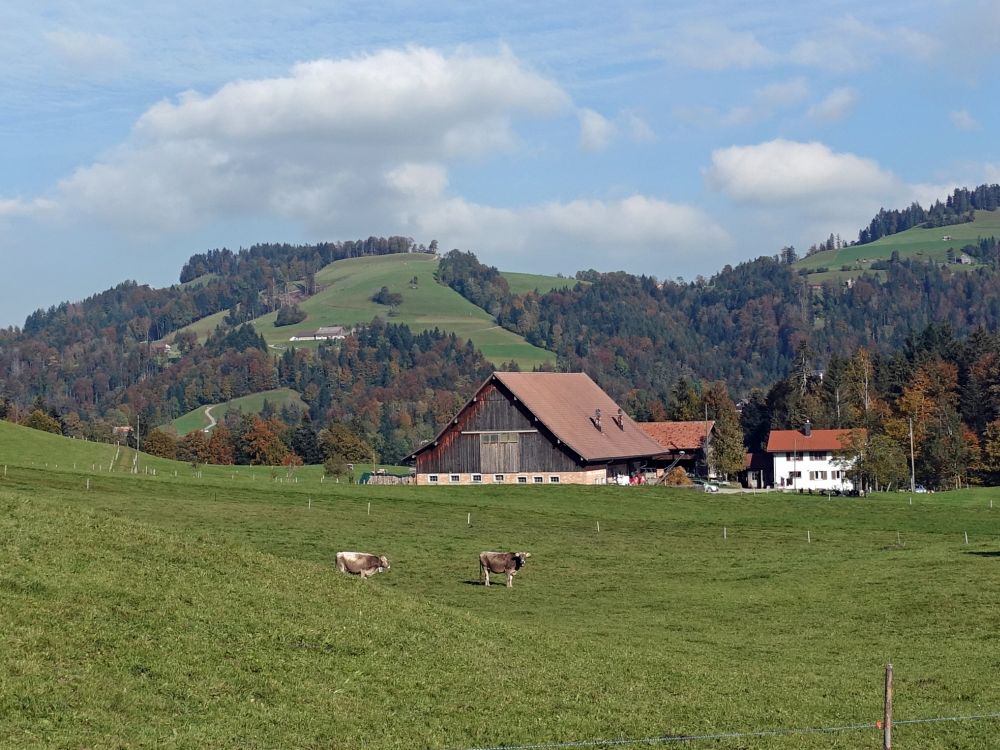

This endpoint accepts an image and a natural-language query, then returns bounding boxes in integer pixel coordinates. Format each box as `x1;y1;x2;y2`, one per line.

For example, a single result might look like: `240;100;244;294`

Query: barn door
480;432;520;473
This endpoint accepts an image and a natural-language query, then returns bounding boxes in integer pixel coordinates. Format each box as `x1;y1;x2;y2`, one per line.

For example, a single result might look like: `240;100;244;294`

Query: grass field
169;388;307;436
172;254;556;370
795;209;1000;277
501;271;580;296
3;420;1000;748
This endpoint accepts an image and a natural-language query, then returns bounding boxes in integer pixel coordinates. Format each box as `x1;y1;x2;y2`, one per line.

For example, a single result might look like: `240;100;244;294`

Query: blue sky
1;0;998;326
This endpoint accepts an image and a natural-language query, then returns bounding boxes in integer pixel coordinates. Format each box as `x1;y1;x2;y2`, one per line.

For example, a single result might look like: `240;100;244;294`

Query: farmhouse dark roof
639;421;714;452
408;372;665;463
766;428;866;452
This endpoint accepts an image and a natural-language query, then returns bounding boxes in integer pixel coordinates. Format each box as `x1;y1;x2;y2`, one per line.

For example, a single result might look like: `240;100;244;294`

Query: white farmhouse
766;422;865;492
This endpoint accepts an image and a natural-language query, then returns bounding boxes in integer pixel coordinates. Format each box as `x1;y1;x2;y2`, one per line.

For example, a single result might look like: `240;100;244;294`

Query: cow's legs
506;572;513;588
482;563;490;586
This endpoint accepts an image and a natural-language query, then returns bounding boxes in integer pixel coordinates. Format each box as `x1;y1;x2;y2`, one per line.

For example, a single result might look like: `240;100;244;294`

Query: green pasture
501;271;580;296
169;388;307;436
253;254;553;368
3;421;1000;748
796;209;1000;274
168;254;554;369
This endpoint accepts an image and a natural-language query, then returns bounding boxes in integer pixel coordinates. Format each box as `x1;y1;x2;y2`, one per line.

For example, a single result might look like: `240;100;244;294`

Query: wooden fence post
884;663;893;750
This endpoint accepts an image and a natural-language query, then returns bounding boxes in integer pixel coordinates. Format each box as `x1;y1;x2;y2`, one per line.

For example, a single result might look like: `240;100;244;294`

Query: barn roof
408;371;665;463
491;372;666;462
766;428;865;452
638;421;714;452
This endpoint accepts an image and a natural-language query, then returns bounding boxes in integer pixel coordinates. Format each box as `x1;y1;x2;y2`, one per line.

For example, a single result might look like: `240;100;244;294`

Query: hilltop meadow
2;422;1000;749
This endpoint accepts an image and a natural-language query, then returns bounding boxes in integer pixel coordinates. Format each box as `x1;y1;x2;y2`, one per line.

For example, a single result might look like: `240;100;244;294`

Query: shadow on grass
965;550;1000;558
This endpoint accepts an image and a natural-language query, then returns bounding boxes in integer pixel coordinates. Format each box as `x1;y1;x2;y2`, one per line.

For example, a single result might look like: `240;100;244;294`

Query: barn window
517;476;527;484
500;432;519;443
450;474;460;482
428;475;439;483
481;433;499;445
472;474;482;483
494;474;505;482
549;476;560;483
533;476;543;483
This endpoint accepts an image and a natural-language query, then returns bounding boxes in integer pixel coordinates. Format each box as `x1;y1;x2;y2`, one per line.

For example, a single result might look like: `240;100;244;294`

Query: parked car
691;478;720;493
914;485;928;494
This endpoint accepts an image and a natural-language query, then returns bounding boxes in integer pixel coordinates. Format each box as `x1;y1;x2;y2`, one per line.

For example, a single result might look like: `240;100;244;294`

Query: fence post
884;663;893;750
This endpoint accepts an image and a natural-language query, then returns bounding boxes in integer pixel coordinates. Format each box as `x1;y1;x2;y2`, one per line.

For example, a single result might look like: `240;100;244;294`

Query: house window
494;474;505;483
517;476;527;484
549;476;560;483
428;475;439;483
472;474;482;483
533;476;544;483
450;474;460;483
788;471;801;479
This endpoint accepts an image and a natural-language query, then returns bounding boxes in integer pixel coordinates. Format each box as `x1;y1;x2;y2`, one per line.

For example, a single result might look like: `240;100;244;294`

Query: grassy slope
501;271;580;296
173;254;554;369
2;421;1000;748
796;209;1000;275
169;388;307;436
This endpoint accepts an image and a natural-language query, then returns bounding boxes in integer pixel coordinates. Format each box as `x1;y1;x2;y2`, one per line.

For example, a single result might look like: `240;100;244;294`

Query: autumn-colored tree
23;409;61;435
241;416;289;466
178;430;212;466
207;425;235;465
144;428;178;460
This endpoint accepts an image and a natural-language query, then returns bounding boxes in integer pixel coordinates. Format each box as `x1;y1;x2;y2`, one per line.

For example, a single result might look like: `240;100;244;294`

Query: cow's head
514;552;531;569
379;555;391;571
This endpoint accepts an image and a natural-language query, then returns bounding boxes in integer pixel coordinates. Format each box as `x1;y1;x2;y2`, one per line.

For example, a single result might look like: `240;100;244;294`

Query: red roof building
766;424;865;491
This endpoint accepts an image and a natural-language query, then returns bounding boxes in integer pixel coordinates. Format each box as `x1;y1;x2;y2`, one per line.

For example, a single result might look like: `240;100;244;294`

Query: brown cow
479;551;531;588
335;551;390;578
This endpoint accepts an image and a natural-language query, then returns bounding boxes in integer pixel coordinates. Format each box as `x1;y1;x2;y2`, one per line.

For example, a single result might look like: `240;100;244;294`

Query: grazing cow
335;551;390;578
479;551;531;588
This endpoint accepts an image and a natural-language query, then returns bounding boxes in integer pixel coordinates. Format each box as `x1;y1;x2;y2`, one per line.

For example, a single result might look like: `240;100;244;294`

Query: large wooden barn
407;372;666;486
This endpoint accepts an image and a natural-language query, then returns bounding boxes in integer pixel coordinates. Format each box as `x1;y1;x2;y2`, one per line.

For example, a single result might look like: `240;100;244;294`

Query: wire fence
456;711;1000;750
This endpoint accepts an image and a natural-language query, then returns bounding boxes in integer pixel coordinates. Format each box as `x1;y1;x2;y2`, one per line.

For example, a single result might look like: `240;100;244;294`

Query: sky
1;0;998;327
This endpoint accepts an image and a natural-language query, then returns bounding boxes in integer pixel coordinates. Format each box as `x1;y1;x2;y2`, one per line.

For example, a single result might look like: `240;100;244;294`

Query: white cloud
789;16;940;72
754;77;809;109
623;111;656;143
0;196;56;218
806;87;859;122
54;46;571;231
666;23;778;70
578;109;616;151
704;138;962;248
949;109;980;131
14;45;722;277
705;139;898;203
413;194;731;267
44;29;128;72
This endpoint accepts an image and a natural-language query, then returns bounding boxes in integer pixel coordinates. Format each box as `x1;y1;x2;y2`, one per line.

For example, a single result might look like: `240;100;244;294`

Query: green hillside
2;420;1000;748
170;387;307;436
796;209;1000;279
501;270;579;295
174;254;555;369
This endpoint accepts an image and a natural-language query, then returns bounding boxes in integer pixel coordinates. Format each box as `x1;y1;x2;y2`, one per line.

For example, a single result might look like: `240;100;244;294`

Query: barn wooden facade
407;372;666;485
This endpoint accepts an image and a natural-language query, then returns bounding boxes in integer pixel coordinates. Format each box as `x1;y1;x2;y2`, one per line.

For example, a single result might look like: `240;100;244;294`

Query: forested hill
437;249;1000;414
18;236;429;344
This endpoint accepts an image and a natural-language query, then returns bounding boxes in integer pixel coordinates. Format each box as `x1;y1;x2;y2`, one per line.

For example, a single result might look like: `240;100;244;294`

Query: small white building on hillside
766;423;865;492
289;325;350;342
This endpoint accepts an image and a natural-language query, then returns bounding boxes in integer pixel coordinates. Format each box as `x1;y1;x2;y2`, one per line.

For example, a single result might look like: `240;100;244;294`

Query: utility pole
908;418;915;493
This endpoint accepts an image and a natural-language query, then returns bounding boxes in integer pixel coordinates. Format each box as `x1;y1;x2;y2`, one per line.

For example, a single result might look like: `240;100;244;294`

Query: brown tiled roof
766;428;866;452
492;372;666;462
639;421;714;452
